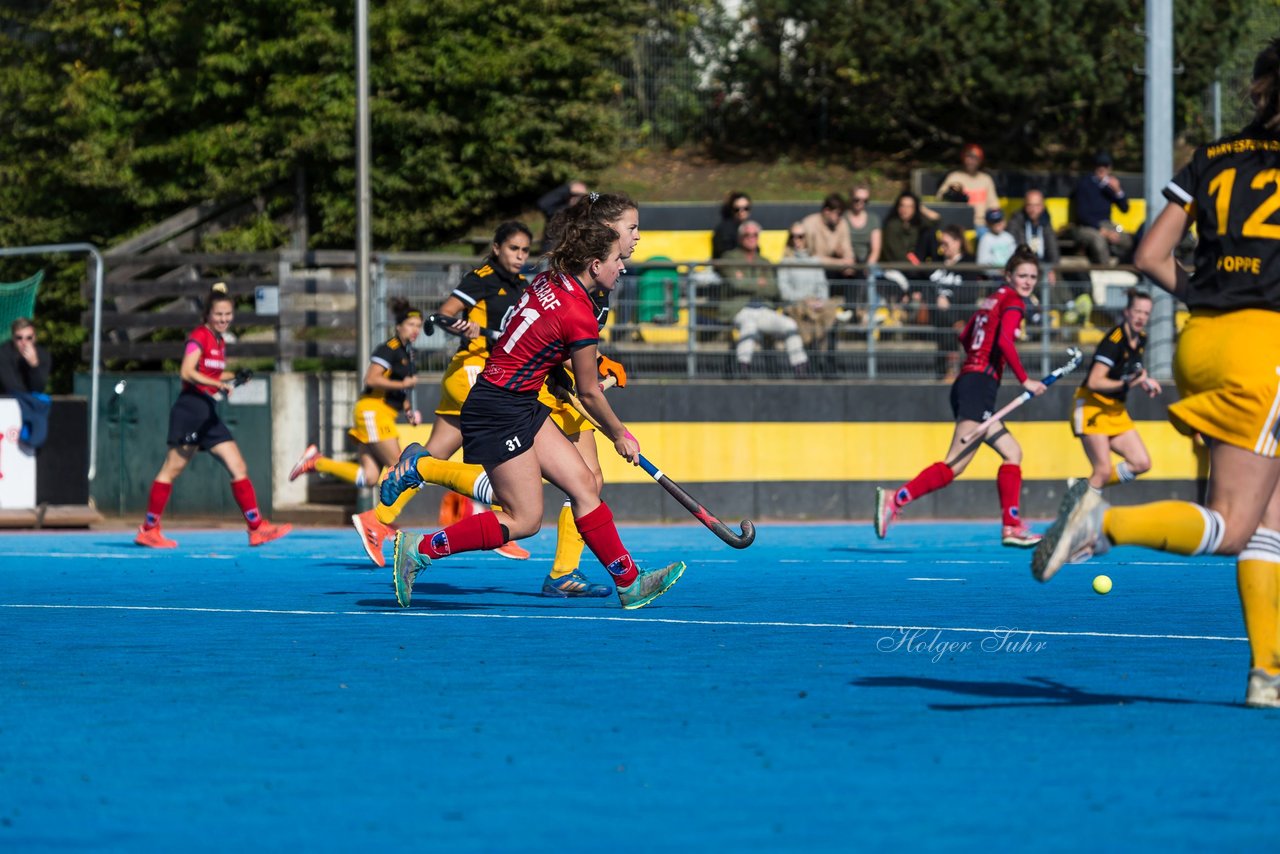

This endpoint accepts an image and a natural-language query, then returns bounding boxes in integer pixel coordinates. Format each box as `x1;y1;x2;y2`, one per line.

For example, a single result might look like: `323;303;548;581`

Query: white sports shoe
1032;479;1111;582
1245;668;1280;709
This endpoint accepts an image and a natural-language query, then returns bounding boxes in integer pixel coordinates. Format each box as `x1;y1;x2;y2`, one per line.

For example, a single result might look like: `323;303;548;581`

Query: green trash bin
635;257;679;323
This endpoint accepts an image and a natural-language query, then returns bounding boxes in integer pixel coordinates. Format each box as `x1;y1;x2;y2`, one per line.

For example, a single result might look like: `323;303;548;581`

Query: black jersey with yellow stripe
1084;323;1145;401
1165;123;1280;310
452;263;527;358
362;335;415;409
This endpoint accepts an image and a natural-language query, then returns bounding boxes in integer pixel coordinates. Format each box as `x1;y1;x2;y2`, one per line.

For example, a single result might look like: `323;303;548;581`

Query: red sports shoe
1001;525;1042;548
495;540;530;560
135;524;178;549
289;444;320;481
351;509;390;568
249;520;292;547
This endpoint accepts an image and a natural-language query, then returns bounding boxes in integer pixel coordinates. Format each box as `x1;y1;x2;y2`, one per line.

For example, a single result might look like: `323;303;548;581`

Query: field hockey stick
217;368;254;401
957;347;1083;446
559;379;757;550
425;313;468;337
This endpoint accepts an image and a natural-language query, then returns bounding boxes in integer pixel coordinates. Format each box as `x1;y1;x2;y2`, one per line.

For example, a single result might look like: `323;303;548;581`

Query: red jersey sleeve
995;294;1028;383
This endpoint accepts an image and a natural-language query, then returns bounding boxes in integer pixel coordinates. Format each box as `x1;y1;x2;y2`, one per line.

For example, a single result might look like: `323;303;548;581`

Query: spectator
777;225;846;354
977;208;1017;270
536;179;589;251
937;143;1001;232
1072;151;1133;265
925;225;979;380
716;220;809;377
881;191;940;265
1007;189;1061;286
0;318;51;450
800;193;856;280
712;191;753;259
844;183;883;268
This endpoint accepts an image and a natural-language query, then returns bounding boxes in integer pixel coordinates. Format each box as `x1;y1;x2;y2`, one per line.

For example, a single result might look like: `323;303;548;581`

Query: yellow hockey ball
1092;575;1113;595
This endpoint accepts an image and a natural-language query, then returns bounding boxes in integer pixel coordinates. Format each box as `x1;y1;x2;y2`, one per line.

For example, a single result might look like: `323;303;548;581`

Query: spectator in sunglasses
0;317;49;396
712;191;753;259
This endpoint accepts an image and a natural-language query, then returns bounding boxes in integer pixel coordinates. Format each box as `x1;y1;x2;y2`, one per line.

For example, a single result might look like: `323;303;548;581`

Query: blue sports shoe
381;442;428;507
541;570;612;598
617;561;687;610
392;530;431;608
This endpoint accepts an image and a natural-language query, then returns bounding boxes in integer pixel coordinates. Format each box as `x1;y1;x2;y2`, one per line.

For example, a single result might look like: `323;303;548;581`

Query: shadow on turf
852;675;1235;710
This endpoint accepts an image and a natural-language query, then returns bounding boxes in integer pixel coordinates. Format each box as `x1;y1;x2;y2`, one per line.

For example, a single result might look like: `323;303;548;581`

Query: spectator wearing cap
976;208;1017;271
1072;151;1132;265
937;143;1001;232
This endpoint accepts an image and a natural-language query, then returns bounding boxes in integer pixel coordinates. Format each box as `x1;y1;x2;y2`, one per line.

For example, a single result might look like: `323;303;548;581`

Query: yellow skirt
1169;308;1280;457
434;351;487;416
540;383;593;437
1072;388;1135;437
349;397;400;444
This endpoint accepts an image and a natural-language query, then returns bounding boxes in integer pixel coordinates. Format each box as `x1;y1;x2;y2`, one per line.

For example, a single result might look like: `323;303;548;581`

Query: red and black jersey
363;335;416;410
957;285;1029;383
183;325;227;396
1164;123;1280;311
1084;323;1146;401
451;263;527;358
480;271;599;393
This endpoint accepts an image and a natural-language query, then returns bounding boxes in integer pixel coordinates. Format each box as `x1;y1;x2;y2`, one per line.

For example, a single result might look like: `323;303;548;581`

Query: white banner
0;398;36;509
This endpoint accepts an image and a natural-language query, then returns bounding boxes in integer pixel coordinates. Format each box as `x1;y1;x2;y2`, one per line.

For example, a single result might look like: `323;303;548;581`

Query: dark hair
202;282;234;323
940;224;966;244
1126;287;1153;308
822;192;846;211
11;317;34;336
489;220;533;258
720;191;751;219
1252;37;1280;130
543;192;637;254
389;297;422;326
893;191;923;226
1004;245;1042;277
547;217;619;276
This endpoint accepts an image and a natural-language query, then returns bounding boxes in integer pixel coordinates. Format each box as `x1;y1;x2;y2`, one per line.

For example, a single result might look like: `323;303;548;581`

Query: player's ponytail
1252;38;1280;131
202;281;233;323
389;297;421;327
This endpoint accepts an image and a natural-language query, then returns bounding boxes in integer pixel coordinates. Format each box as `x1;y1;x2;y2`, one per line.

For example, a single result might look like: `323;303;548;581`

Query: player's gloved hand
548;364;576;397
597;354;627;388
234;368;254;386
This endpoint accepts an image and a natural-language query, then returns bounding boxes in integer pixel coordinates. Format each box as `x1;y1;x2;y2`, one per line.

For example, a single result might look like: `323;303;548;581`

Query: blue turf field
1;520;1276;850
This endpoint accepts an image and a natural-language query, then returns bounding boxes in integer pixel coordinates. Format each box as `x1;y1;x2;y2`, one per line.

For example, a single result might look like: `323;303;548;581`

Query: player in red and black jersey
874;246;1047;547
382;214;685;611
135;283;290;549
1070;288;1162;489
1035;38;1280;708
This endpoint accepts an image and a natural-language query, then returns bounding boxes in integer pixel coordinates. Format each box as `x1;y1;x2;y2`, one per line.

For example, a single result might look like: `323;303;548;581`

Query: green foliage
704;0;1265;166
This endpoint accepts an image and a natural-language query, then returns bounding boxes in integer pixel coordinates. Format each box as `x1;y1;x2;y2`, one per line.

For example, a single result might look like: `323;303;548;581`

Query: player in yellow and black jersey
1034;37;1280;709
1070;288;1162;489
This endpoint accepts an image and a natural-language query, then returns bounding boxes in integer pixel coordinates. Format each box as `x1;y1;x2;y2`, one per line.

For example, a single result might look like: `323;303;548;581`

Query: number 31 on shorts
505;435;523;452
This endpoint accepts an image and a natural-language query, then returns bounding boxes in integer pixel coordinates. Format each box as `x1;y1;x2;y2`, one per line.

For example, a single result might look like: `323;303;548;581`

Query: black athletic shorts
460;378;551;466
167;390;234;450
950;371;1000;423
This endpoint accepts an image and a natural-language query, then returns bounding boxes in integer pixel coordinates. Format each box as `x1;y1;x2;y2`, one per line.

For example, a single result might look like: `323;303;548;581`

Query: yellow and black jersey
1164;123;1280;310
452;263;527;358
362;335;415;409
1083;323;1145;402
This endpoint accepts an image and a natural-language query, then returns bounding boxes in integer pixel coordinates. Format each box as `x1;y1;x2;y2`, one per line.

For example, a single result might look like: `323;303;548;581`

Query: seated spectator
715;221;809;377
0;318;52;450
880;191;940;265
924;226;979;379
800;193;856;280
1072;151;1133;264
712;191;753;259
844;183;882;269
777;225;845;352
937;143;1001;233
1007;189;1060;285
976;208;1017;270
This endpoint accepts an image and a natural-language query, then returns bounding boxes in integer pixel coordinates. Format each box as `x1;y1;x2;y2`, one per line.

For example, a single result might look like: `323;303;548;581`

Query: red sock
997;463;1023;527
144;480;172;529
230;478;263;530
895;462;954;507
574;503;639;587
420;511;505;559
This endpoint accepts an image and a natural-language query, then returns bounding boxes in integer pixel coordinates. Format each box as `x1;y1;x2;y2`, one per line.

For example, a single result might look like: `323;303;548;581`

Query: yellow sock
1103;501;1222;555
550;501;585;579
315;458;361;485
375;485;419;526
414;456;489;501
1238;528;1280;673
